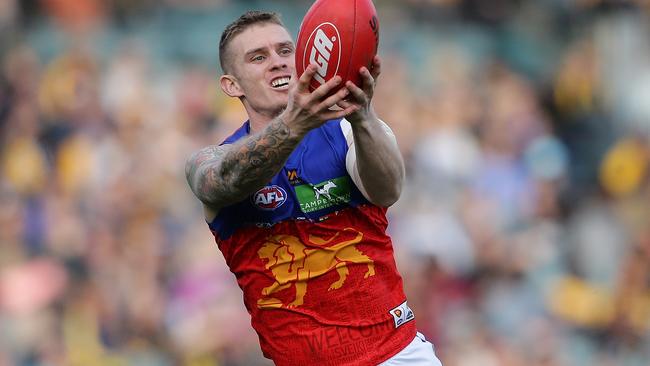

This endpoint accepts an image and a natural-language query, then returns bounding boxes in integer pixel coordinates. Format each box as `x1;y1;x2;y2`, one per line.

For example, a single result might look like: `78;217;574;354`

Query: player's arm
340;56;405;207
185;118;301;210
185;65;355;211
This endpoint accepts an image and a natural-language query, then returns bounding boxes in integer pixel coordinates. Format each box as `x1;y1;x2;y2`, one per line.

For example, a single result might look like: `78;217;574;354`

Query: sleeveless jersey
208;119;416;366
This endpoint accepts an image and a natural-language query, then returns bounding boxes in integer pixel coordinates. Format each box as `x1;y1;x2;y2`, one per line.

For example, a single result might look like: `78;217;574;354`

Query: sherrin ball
295;0;380;92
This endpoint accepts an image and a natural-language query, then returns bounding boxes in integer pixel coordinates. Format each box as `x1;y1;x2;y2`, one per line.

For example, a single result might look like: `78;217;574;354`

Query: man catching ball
185;10;443;366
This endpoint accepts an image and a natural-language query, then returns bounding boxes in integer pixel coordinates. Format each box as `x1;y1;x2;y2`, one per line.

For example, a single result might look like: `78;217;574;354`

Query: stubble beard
268;94;289;119
271;104;288;119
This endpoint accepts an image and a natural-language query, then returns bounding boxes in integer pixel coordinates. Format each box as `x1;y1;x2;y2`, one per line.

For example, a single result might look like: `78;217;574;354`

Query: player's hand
339;55;381;125
281;64;358;135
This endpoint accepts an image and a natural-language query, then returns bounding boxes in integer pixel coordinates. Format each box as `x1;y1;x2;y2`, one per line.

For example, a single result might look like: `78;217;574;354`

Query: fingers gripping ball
295;0;379;94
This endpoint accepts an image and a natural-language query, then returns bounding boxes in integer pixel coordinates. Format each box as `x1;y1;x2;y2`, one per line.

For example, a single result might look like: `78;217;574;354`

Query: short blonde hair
219;11;285;74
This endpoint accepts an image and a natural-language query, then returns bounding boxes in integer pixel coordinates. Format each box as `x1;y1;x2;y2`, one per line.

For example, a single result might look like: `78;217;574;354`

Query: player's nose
269;52;289;71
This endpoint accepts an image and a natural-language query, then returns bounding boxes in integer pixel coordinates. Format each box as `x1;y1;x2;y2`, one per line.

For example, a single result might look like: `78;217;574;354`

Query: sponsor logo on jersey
287;169;303;185
304;22;341;85
252;185;287;210
287;170;298;181
295;176;352;213
257;228;374;309
389;301;415;328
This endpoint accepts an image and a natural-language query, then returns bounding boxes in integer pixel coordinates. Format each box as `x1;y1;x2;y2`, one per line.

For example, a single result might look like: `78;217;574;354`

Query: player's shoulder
221;120;251;145
320;117;347;135
322;117;344;127
311;118;348;144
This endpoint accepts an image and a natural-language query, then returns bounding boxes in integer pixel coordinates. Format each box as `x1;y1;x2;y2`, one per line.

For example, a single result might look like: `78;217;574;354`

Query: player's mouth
270;76;291;90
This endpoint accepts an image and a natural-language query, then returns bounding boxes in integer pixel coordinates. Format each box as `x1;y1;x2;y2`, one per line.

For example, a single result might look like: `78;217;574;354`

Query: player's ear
220;74;244;98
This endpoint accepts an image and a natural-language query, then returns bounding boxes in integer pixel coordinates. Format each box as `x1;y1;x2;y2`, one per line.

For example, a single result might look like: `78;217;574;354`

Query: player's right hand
280;64;358;135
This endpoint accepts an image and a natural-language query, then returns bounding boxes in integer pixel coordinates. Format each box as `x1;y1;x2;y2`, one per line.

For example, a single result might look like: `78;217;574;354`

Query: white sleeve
340;118;398;202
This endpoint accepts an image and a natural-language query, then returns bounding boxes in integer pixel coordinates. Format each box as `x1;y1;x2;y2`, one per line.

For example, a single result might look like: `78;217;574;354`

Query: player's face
228;23;295;118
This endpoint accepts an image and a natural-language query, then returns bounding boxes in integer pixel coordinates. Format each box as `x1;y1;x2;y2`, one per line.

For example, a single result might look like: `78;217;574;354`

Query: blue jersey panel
208;119;369;240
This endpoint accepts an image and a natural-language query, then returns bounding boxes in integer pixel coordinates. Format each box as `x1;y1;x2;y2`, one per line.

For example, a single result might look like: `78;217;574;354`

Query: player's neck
246;107;283;133
248;116;271;133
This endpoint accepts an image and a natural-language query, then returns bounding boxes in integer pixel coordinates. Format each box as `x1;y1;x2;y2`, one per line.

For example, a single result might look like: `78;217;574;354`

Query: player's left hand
339;55;381;124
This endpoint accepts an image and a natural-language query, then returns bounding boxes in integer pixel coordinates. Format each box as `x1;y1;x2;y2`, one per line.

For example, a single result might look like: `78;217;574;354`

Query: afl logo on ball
253;186;287;210
304;22;341;85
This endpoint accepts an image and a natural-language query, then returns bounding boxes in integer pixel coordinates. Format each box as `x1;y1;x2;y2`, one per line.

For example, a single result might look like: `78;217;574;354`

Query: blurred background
1;0;650;365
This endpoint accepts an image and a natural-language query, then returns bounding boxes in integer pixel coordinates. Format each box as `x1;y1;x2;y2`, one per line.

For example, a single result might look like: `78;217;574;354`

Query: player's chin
273;94;289;108
270;101;289;118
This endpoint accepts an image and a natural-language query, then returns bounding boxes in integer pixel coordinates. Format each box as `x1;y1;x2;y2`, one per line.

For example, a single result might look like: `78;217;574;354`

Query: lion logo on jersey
257;228;375;309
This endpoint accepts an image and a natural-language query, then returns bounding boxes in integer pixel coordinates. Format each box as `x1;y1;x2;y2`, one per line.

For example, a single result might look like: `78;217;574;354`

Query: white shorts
378;332;443;366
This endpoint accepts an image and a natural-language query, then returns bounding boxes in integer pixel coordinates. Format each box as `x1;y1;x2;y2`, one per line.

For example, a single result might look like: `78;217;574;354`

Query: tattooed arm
185;117;302;209
185;65;357;213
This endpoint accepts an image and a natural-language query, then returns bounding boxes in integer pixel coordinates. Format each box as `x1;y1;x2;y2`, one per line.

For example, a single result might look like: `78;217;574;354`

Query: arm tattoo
186;117;301;208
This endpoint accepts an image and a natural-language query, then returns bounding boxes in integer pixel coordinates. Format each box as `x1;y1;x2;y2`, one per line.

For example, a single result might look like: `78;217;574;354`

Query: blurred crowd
1;0;649;365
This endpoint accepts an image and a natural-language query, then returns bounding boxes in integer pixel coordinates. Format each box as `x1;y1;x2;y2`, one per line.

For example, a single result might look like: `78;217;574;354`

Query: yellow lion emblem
257;228;375;309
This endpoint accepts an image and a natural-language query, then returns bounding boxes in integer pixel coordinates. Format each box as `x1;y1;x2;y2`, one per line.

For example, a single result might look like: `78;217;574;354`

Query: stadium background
1;0;649;365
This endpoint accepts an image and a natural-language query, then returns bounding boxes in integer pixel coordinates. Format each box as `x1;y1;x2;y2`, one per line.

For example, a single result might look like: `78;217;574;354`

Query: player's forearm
221;117;305;195
351;116;405;207
187;117;304;208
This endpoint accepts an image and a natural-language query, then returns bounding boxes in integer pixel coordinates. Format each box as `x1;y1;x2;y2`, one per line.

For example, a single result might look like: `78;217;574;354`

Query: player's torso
209;119;369;239
208;120;416;366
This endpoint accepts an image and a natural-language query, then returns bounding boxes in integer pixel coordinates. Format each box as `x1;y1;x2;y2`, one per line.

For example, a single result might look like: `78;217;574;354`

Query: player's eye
279;47;294;55
251;55;265;62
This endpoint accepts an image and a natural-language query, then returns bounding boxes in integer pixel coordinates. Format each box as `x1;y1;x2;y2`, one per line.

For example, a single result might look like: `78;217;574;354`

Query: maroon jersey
208;120;415;365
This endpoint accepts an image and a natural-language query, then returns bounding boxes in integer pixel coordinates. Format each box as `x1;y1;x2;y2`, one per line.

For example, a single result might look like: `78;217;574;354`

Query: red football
295;0;380;93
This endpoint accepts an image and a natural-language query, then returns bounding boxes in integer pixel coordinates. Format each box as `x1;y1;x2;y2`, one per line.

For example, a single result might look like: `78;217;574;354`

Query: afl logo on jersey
253;185;287;210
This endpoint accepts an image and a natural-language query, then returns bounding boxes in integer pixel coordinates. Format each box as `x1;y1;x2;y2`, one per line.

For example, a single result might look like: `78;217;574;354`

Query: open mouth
271;76;291;89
